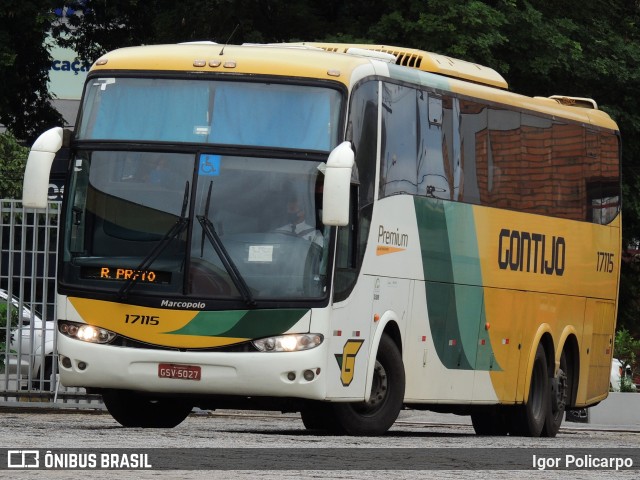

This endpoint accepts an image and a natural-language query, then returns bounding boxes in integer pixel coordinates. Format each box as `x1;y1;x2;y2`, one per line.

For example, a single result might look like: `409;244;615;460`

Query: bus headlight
59;321;117;344
253;333;323;352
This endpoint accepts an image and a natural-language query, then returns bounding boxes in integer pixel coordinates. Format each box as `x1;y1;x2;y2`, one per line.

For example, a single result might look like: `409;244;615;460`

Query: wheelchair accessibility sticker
199;155;221;176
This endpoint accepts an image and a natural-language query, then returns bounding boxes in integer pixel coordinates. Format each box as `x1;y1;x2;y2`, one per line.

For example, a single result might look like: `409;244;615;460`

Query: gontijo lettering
498;228;566;276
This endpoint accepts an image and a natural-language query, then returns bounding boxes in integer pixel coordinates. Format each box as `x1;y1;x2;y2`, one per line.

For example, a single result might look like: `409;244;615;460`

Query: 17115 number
596;251;615;273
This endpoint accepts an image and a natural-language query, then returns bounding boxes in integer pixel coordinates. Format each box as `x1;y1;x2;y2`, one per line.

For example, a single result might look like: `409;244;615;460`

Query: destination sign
81;266;171;284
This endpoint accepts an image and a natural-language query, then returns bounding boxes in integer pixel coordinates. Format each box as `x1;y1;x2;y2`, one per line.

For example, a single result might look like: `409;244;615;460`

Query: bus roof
90;42;618;132
290;42;509;90
91;42;507;88
90;43;372;85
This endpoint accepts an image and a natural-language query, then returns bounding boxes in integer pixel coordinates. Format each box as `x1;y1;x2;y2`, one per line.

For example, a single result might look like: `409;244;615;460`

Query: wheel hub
364;360;388;411
551;367;568;412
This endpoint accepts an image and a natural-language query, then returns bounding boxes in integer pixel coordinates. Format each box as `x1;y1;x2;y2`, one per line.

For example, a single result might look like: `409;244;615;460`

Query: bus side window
333;80;378;302
334;185;359;301
417;93;451;199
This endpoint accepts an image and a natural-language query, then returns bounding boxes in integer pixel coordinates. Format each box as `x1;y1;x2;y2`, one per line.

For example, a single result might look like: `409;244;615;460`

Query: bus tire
470;406;510;436
510;344;549;437
35;355;54;391
542;350;569;437
332;334;405;436
102;389;192;428
300;401;342;433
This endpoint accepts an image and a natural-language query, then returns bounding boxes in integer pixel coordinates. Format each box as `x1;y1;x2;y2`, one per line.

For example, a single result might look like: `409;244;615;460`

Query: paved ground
0;405;638;479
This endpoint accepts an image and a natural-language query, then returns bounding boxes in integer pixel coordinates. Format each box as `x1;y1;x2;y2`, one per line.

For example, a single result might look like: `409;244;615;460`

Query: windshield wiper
118;181;190;300
197;181;255;306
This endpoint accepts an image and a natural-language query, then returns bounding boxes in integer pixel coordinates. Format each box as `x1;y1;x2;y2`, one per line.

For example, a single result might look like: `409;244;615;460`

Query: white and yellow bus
23;42;621;436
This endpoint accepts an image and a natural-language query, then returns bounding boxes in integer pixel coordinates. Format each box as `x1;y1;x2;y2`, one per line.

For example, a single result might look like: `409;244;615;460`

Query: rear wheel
102;389;192;428
331;334;405;436
510;344;549;437
542;351;569;437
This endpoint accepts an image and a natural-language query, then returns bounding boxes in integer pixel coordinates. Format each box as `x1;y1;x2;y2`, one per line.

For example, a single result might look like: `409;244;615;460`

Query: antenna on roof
219;24;240;56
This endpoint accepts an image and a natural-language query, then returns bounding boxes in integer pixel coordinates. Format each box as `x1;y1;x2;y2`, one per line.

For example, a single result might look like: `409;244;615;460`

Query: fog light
61;356;72;368
303;369;315;381
287;372;296;381
77;361;87;371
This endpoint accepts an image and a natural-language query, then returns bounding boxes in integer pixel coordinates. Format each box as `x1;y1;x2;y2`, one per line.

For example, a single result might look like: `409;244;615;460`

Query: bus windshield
62;151;329;302
77;77;341;151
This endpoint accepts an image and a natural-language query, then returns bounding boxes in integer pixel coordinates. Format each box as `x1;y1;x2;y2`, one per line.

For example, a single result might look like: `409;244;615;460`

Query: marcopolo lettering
160;299;205;309
498;228;566;276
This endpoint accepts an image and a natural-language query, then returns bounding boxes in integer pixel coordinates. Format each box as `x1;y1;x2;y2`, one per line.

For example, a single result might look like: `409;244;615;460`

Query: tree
53;0;332;59
0;1;63;143
0;131;29;199
0;300;19;372
6;0;640;333
614;328;640;391
359;0;640;335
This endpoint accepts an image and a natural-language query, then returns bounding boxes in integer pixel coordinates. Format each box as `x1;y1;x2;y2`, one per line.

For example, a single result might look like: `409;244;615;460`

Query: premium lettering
378;225;409;248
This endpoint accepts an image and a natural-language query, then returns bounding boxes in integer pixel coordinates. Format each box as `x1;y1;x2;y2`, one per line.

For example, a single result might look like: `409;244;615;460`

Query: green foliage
6;0;640;332
614;328;640;392
0;1;64;142
0;131;29;199
614;328;640;370
620;375;636;393
370;0;509;71
0;300;19;372
0;300;19;342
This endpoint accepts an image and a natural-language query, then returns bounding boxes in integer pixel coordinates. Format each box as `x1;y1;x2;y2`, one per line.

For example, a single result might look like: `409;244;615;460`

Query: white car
610;358;636;392
1;289;56;389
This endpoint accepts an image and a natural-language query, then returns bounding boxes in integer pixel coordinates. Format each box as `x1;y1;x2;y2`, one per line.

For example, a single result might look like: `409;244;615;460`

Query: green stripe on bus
166;309;309;338
414;197;498;371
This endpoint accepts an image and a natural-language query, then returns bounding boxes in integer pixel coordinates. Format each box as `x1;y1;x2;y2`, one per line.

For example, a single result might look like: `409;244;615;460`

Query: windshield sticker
248;245;273;262
199;154;221;176
193;126;210;136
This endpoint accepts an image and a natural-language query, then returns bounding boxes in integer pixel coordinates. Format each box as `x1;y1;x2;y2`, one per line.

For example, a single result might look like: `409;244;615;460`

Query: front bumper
57;333;327;400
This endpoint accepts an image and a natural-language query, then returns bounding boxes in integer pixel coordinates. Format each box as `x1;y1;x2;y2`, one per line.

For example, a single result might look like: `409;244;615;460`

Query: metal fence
0;199;101;406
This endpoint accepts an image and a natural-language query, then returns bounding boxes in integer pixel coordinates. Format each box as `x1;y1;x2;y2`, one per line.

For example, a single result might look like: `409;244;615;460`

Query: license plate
158;363;201;381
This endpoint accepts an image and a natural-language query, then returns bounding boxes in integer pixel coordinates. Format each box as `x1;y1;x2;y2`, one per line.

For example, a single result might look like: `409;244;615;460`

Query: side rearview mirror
22;127;66;209
322;141;354;226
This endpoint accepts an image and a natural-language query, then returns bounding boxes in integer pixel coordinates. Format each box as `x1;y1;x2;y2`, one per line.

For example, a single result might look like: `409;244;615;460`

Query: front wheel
102;389;193;428
331;334;405;436
300;401;342;433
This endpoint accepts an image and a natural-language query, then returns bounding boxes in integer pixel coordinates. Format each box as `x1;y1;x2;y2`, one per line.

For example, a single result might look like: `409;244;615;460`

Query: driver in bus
276;196;323;247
